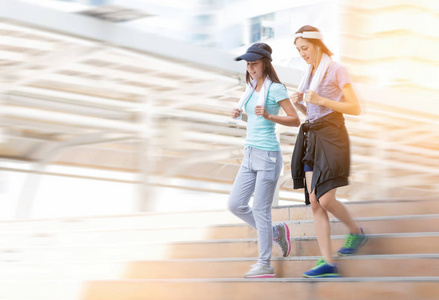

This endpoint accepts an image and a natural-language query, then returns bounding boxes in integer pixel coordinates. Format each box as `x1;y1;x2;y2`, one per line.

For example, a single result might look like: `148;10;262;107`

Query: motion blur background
0;0;438;220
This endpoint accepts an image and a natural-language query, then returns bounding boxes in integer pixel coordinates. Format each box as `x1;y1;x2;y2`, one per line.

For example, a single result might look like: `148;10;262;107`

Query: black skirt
291;112;350;205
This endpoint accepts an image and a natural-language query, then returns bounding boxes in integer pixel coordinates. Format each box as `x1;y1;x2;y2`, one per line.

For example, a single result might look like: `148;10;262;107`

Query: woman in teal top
229;43;300;278
244;82;291;151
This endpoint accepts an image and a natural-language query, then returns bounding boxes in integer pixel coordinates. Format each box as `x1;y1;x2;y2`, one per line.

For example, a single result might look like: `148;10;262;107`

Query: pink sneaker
273;222;291;257
244;263;275;278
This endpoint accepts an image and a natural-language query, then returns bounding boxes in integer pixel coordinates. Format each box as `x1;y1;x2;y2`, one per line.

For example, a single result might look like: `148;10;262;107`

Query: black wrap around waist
291;112;350;205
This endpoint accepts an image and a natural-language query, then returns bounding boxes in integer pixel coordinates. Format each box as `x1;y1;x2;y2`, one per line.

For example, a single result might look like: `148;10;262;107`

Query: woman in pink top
290;25;367;278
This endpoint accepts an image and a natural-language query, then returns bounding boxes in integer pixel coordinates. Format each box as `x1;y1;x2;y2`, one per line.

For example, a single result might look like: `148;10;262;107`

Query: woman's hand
231;108;242;119
290;91;304;107
255;105;269;119
290;91;307;116
304;90;325;106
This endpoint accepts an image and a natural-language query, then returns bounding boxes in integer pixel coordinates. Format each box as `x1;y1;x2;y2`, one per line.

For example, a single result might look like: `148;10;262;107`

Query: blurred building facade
49;0;339;49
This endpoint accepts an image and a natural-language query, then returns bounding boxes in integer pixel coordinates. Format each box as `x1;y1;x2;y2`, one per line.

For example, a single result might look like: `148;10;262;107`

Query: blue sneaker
338;227;368;256
303;258;340;278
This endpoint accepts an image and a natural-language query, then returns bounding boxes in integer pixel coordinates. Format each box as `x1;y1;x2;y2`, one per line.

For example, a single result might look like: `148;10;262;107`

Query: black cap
235;44;272;62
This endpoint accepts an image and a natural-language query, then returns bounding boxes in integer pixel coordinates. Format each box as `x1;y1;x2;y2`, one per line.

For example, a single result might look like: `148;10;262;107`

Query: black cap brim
235;52;264;62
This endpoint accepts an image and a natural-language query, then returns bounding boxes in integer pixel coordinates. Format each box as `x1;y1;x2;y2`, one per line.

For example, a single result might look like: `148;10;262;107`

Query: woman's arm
290;91;307;116
304;83;361;116
293;103;307;116
255;99;300;127
305;83;361;116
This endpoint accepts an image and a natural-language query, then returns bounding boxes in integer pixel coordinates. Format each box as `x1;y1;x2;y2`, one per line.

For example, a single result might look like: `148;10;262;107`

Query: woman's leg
303;172;340;277
306;172;334;264
228;164;257;229
318;189;361;235
318;188;367;256
251;149;283;266
252;170;279;265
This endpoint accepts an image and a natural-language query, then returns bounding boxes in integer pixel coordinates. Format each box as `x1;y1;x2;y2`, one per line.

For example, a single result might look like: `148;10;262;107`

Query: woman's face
295;37;319;65
246;59;265;80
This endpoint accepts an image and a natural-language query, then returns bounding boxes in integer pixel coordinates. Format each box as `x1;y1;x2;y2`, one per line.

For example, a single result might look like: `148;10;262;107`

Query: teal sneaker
338;227;368;256
303;258;341;278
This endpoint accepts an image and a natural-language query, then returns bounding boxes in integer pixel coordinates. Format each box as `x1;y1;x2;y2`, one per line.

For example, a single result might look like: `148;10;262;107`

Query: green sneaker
303;258;340;278
338;227;368;256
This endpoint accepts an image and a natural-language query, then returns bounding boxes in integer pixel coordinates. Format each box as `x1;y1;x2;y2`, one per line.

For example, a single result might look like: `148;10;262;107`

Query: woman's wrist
318;96;328;106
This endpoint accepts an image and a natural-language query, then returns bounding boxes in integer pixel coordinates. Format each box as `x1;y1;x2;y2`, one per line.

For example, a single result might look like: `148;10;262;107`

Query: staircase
1;199;439;300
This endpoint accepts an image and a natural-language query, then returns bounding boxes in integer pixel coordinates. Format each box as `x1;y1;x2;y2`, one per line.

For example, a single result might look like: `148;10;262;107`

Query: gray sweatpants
228;146;283;265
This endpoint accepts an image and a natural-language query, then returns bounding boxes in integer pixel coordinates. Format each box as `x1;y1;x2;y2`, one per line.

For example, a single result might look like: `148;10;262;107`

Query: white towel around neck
234;76;272;120
297;53;332;104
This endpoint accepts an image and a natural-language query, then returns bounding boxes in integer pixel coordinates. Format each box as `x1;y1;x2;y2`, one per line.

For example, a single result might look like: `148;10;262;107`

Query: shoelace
274;237;288;253
250;263;264;269
343;233;360;248
311;258;326;270
273;224;282;241
316;258;325;266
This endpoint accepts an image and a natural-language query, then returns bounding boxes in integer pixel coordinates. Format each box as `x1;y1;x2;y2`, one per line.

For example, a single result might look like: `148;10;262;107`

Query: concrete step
124;254;439;279
337;254;439;278
82;277;439;300
142;232;439;259
1;199;438;233
3;256;438;299
0;260;126;281
0;280;83;300
1;214;438;249
1;200;437;300
2;232;438;263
